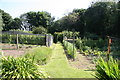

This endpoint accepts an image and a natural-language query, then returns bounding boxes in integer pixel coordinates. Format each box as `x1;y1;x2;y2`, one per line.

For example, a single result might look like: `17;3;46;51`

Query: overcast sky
0;0;93;19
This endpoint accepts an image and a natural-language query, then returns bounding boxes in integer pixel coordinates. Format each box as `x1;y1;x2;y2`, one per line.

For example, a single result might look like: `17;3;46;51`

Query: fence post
46;34;48;47
16;34;19;49
73;30;75;61
107;36;112;61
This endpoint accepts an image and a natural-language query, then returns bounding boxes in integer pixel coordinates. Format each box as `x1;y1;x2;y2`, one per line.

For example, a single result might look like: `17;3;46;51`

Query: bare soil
1;43;38;57
68;53;95;70
3;50;25;57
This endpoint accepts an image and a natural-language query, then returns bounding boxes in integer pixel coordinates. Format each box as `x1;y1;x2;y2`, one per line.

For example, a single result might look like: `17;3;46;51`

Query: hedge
1;33;45;45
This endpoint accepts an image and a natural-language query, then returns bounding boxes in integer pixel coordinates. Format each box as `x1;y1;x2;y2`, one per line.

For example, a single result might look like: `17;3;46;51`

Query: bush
1;56;49;78
54;32;63;43
53;31;79;43
1;33;46;45
75;38;106;56
24;47;52;65
95;57;120;80
33;26;47;34
62;31;80;38
63;40;77;59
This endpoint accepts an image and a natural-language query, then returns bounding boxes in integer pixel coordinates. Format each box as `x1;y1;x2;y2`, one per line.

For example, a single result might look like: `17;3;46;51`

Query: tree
32;26;47;34
51;9;86;34
85;2;117;36
8;18;22;30
0;9;13;31
72;9;86;35
0;13;3;30
114;1;120;37
20;11;54;31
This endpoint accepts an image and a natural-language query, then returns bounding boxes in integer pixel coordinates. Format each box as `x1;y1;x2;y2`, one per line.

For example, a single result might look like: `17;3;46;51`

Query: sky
0;0;93;19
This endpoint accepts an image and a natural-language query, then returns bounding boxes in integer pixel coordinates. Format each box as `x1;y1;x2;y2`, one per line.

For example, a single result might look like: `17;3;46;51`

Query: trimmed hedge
1;33;45;45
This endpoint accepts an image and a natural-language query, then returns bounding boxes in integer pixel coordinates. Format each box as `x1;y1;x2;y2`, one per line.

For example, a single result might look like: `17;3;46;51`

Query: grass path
43;43;95;78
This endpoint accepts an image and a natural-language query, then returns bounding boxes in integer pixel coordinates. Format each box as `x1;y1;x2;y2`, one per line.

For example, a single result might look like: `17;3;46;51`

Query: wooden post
46;34;48;47
16;34;19;49
73;34;75;61
72;29;75;61
107;36;112;61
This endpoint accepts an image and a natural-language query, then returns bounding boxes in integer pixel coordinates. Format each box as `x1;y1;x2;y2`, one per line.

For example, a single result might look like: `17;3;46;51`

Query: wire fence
1;31;53;50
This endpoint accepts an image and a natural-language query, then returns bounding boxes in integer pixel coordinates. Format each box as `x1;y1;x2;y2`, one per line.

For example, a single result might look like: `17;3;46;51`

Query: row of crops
63;40;77;59
62;37;120;79
1;33;45;45
75;37;120;58
1;46;52;78
75;38;108;57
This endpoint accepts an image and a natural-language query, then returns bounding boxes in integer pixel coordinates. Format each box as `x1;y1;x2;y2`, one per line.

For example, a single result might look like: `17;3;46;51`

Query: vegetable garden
1;1;120;78
1;30;120;79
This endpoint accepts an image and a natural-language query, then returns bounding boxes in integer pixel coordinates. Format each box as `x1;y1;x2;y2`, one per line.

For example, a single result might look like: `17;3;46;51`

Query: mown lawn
42;43;95;78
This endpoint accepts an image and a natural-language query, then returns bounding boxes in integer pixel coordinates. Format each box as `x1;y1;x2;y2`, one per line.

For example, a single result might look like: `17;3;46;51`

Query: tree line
0;1;120;37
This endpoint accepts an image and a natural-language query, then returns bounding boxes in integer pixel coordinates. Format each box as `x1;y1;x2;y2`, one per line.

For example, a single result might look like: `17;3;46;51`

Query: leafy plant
1;56;50;78
95;57;120;80
32;26;47;34
63;40;77;59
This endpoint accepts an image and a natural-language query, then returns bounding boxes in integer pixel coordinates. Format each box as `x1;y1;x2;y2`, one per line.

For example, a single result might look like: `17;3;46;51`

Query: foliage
1;33;45;45
76;38;107;50
63;40;77;59
54;32;63;43
7;18;22;30
51;1;120;37
24;47;52;65
33;26;47;34
1;56;49;78
75;38;107;56
20;11;54;31
95;57;120;80
51;9;86;34
53;31;79;43
0;9;13;31
9;29;32;33
0;13;3;30
62;31;79;38
85;2;117;36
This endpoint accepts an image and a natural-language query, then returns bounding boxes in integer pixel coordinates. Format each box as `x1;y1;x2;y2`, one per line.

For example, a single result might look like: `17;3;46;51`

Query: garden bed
68;53;95;70
2;43;39;57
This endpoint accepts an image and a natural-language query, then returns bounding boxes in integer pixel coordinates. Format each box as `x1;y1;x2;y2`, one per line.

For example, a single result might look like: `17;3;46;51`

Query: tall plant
1;56;49;78
95;57;120;80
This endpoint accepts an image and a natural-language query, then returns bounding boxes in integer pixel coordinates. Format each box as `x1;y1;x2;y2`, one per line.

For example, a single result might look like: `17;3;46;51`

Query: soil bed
68;53;95;70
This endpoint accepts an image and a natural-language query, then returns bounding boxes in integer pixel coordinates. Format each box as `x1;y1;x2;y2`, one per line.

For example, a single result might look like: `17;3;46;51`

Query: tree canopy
20;11;54;31
1;1;120;37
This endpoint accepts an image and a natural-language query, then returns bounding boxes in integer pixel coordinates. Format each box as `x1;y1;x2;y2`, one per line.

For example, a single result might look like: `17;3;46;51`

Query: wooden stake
16;34;19;49
107;36;112;61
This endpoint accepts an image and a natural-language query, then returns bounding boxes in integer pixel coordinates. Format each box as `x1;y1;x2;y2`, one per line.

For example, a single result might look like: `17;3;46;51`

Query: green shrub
33;26;47;34
1;33;45;45
54;32;63;43
76;38;107;49
62;31;79;38
24;47;52;65
95;57;120;80
1;56;49;78
53;31;79;43
63;40;77;59
75;38;107;56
